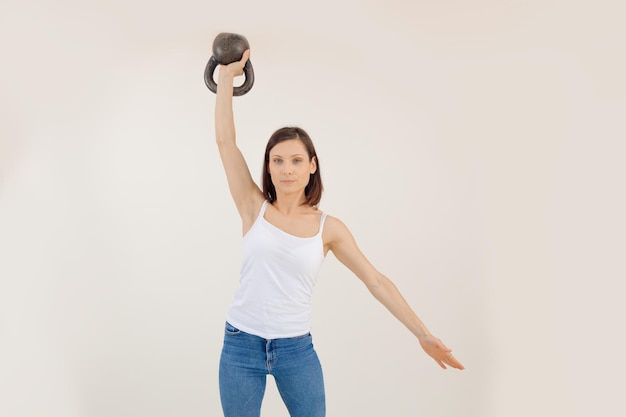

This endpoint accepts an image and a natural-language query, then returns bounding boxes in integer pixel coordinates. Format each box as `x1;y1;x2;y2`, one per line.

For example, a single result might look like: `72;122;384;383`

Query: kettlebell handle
204;33;254;96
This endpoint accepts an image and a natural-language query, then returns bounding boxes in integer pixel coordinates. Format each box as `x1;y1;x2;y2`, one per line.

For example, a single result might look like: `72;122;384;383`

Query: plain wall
1;1;625;416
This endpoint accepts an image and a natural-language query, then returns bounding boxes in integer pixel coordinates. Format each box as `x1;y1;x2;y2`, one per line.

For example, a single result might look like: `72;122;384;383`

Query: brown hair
262;127;323;206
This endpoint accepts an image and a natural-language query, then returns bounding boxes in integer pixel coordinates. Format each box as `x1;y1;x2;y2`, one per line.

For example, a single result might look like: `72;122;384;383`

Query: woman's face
268;139;317;198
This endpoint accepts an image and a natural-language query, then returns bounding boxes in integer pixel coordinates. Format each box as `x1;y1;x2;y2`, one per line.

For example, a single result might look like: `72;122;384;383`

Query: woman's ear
310;156;317;174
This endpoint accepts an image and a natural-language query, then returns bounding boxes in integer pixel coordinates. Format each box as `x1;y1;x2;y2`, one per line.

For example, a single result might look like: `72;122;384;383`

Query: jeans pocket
224;322;241;336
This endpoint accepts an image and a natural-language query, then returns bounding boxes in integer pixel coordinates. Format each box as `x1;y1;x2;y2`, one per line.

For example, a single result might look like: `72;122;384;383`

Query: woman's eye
273;159;282;163
294;159;302;163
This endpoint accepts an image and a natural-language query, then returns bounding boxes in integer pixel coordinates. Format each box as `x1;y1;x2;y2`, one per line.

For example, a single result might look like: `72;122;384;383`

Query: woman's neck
273;193;308;215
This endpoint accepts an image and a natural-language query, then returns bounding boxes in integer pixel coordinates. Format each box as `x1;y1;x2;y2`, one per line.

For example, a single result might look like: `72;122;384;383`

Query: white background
1;1;625;416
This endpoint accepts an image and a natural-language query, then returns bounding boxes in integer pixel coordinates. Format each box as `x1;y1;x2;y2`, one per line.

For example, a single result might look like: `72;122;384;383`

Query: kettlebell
204;33;254;96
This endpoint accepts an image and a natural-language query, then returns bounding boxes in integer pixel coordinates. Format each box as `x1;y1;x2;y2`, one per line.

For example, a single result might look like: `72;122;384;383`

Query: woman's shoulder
321;213;352;241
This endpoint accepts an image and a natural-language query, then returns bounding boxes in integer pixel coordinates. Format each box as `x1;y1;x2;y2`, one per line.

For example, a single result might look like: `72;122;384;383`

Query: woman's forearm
368;274;432;341
215;72;236;145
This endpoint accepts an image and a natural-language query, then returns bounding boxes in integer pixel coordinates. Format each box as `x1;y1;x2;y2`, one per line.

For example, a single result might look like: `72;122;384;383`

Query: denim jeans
219;322;326;417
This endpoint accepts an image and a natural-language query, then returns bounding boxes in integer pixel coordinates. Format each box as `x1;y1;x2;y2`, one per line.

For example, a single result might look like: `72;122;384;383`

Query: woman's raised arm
214;49;264;227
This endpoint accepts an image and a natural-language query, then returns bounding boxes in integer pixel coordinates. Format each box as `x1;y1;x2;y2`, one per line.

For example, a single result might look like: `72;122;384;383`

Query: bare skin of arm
214;49;264;233
324;216;465;370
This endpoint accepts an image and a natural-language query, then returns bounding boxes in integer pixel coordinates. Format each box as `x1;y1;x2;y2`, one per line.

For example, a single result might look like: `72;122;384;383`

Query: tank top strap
318;212;328;236
259;200;269;218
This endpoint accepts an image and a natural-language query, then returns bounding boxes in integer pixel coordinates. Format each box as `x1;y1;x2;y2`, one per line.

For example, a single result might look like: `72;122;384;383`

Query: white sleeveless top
226;200;327;339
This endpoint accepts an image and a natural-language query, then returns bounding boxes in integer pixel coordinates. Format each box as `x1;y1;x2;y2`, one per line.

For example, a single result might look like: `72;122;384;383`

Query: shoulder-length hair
262;127;323;206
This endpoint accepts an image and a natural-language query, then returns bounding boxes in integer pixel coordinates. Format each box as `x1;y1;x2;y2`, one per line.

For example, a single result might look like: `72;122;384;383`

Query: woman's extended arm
325;216;464;370
214;50;263;226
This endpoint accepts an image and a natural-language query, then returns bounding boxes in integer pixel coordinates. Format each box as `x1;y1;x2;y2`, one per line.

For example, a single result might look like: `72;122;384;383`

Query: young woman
215;50;464;417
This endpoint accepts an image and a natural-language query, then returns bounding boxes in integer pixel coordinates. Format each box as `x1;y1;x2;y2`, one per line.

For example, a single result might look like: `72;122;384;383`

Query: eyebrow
271;154;305;158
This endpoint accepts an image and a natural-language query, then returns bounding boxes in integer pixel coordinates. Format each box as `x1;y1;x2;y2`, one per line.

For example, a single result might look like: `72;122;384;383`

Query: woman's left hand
419;334;465;370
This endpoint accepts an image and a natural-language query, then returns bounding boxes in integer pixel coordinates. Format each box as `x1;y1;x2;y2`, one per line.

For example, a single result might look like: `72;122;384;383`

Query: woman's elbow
363;272;386;293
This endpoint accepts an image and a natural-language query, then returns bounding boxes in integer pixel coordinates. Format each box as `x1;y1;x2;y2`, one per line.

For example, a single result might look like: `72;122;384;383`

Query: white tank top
226;200;327;339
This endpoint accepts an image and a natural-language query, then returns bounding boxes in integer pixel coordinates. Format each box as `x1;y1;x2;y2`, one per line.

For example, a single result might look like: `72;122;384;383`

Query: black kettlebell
204;33;254;96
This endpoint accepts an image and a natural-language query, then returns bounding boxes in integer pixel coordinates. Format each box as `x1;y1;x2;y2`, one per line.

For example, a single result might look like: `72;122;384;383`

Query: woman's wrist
411;322;432;341
218;70;237;83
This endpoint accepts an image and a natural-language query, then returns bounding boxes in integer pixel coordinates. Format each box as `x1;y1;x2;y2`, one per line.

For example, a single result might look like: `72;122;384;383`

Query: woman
215;50;464;417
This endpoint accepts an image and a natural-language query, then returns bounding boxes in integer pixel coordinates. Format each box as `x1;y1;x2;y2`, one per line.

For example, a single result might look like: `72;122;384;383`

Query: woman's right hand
218;49;250;80
418;334;465;370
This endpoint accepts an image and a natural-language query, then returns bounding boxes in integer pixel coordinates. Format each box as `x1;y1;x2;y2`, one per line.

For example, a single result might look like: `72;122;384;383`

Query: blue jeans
219;322;326;417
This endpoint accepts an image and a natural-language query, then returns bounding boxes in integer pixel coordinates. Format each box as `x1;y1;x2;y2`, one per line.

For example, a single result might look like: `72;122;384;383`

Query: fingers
231;49;250;75
241;49;250;63
421;336;464;370
218;49;250;78
433;349;464;370
442;352;465;370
